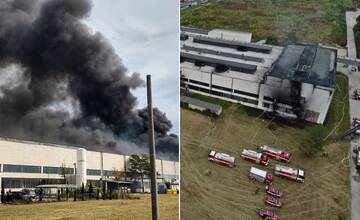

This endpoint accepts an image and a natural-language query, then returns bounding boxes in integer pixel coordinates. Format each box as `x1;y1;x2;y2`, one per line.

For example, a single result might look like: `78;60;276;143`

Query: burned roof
268;44;336;88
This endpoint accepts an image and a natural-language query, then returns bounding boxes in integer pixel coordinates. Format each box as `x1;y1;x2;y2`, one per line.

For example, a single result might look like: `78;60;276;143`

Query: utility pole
146;74;159;220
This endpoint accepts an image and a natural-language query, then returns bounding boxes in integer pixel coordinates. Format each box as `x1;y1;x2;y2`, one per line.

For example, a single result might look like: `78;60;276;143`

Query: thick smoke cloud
0;0;178;160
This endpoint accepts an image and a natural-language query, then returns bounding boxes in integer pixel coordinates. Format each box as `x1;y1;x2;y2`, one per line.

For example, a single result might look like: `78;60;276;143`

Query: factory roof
180;29;283;83
269;44;337;88
181;96;222;113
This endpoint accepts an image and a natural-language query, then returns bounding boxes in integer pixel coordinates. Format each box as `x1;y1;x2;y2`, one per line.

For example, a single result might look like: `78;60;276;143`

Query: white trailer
249;167;273;185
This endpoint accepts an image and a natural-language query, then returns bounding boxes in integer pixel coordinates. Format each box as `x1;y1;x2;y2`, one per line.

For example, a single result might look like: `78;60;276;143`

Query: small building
181;96;222;115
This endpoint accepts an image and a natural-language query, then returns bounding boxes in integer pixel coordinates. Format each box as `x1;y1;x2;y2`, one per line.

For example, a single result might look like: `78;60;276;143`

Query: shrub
298;125;326;157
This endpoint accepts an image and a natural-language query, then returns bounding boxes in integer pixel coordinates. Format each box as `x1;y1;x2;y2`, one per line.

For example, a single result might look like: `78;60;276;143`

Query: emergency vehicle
208;150;235;167
274;164;305;183
249;167;273;185
241;149;269;166
264;196;282;208
265;185;283;198
259;208;278;220
260;145;292;163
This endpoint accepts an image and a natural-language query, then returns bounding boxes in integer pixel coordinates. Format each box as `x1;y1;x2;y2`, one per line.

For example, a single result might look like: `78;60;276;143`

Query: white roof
250;167;267;177
275;164;301;176
242;149;261;159
208;29;252;43
215;152;235;163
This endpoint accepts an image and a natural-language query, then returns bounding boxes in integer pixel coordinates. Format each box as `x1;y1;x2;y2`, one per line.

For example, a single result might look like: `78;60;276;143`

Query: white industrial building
180;27;337;124
0;137;179;191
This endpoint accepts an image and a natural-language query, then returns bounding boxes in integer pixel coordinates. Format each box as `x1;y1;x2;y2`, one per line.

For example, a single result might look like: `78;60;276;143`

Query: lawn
0;194;179;220
181;0;354;46
180;73;351;220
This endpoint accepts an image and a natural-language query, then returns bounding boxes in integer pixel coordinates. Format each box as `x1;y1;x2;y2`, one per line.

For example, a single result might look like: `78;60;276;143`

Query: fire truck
352;89;360;100
353;146;360;168
208;150;235;167
274;164;305;183
249;167;273;185
259;208;278;220
241;149;269;166
260;145;292;163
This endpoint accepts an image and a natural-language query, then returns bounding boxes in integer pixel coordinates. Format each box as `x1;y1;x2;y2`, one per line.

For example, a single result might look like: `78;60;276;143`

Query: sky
84;0;179;134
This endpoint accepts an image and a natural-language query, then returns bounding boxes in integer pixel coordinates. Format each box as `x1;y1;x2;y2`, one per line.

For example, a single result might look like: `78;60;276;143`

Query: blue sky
84;0;179;135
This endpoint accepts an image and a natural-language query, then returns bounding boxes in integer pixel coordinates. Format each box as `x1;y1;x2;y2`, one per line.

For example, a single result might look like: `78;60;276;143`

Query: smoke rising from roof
0;0;178;160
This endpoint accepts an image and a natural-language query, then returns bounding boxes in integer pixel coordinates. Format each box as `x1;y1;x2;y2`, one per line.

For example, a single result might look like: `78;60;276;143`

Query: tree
113;169;125;181
128;154;151;193
59;162;70;184
81;183;85;201
266;35;279;45
1;180;4;203
88;183;93;199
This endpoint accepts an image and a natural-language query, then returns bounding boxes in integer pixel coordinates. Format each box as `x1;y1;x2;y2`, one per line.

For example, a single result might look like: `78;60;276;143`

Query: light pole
147;74;159;220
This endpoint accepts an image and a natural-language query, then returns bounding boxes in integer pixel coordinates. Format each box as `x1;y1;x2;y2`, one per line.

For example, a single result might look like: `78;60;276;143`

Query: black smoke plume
0;0;178;160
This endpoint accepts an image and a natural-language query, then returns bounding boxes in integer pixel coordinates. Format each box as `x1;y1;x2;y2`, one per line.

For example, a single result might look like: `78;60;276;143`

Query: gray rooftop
181;96;222;113
269;44;337;88
181;26;210;35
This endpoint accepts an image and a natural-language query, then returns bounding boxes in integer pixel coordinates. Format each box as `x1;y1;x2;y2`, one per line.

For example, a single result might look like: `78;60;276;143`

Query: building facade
0;137;179;191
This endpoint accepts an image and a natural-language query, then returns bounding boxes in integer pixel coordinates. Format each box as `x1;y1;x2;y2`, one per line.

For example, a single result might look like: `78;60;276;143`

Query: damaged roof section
268;44;337;88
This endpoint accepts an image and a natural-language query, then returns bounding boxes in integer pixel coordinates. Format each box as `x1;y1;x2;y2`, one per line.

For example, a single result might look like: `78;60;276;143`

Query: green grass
181;0;354;46
0;194;179;220
181;89;232;111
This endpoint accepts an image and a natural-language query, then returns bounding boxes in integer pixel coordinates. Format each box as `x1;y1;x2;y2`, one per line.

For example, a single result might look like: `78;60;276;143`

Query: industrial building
0;137;179;191
180;27;337;124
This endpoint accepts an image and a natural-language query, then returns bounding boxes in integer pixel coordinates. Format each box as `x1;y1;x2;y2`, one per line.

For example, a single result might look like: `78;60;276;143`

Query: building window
103;170;114;176
87;169;101;176
43;166;74;174
189;79;209;87
211;84;232;92
3;164;41;173
234;89;258;98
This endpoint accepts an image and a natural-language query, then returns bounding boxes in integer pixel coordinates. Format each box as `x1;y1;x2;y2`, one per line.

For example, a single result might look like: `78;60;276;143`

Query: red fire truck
249;167;273;185
259;208;278;220
274;164;305;183
208;150;235;167
260;145;292;163
241;149;269;166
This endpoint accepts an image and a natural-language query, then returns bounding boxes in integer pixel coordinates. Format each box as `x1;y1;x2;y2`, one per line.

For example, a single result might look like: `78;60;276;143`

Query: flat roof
269;44;337;88
193;35;273;54
181;96;222;113
181;51;257;73
181;26;210;35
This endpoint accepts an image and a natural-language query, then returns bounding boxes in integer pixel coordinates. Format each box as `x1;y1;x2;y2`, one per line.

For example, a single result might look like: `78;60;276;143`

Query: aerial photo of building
181;27;337;124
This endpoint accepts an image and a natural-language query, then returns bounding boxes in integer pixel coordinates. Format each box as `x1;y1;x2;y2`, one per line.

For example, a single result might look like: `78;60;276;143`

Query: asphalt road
346;9;360;220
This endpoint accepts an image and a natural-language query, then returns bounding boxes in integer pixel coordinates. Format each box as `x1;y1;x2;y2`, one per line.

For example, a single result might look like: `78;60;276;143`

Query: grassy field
181;0;354;46
180;74;351;220
0;194;178;220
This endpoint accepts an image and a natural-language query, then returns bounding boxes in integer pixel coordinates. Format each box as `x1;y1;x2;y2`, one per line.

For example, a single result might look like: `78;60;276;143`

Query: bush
298;125;326;157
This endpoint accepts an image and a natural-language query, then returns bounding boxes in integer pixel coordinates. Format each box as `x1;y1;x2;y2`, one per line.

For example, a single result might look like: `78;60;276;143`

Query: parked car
265;185;283;198
259;208;278;220
264;196;282;208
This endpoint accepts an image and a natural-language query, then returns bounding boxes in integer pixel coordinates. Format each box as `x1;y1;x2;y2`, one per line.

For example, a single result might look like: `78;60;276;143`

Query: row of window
1;164;115;176
182;77;259;98
187;84;258;106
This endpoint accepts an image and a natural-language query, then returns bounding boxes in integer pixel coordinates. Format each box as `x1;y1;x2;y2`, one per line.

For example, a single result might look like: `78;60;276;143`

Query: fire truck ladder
336;124;360;141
